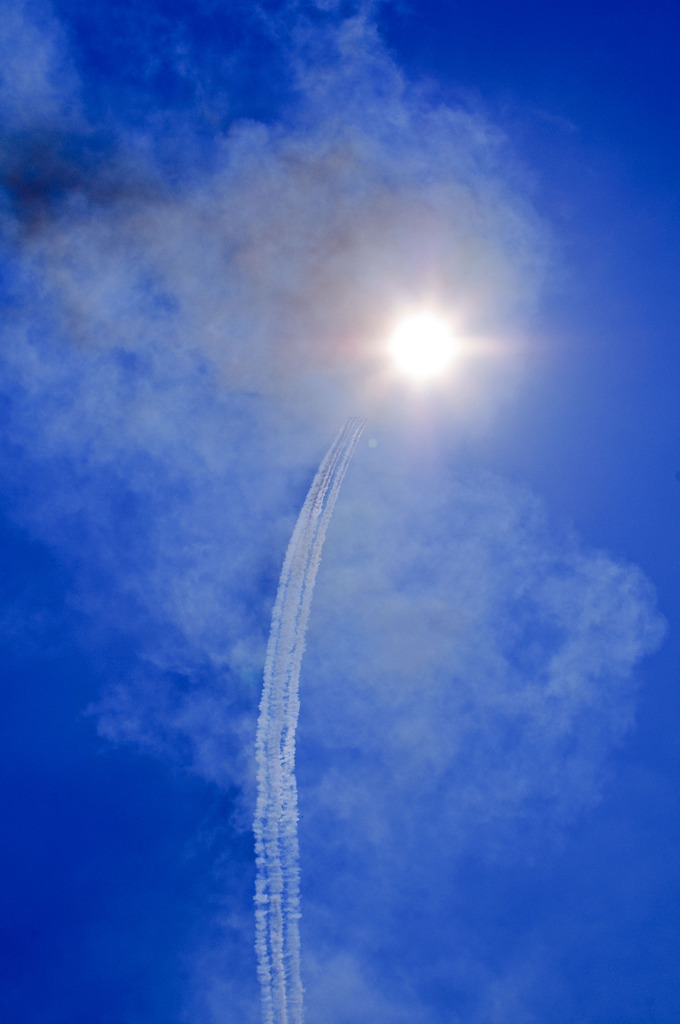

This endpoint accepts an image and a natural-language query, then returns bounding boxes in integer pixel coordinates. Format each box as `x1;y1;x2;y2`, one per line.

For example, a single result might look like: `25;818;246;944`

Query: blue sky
1;1;678;1022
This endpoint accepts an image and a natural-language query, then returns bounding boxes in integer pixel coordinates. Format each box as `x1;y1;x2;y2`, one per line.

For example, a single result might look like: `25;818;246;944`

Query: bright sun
389;312;459;381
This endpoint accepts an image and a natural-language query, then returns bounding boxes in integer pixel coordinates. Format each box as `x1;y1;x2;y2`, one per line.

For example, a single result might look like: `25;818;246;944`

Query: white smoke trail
254;417;365;1024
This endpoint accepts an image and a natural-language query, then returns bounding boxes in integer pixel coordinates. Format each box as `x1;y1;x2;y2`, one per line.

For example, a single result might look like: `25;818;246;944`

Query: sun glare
389;312;459;381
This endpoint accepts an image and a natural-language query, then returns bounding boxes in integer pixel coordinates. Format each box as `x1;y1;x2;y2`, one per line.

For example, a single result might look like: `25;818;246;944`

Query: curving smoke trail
254;418;365;1024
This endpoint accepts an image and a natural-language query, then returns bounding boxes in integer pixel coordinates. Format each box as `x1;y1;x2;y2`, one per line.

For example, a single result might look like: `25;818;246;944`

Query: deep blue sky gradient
1;2;679;1022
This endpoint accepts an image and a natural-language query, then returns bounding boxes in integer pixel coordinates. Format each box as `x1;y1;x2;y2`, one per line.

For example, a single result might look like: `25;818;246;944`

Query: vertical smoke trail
254;418;365;1024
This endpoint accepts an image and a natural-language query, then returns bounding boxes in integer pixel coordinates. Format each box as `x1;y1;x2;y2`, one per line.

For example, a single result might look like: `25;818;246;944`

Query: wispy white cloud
305;453;663;841
293;448;663;1018
0;0;81;131
0;0;552;759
